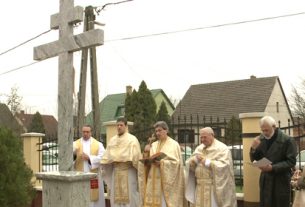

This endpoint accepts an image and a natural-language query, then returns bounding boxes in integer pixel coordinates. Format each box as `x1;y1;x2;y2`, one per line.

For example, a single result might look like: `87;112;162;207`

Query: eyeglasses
82;131;90;133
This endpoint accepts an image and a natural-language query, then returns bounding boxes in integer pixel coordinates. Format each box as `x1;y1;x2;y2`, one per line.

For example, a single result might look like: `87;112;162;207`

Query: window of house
115;105;125;118
276;102;279;113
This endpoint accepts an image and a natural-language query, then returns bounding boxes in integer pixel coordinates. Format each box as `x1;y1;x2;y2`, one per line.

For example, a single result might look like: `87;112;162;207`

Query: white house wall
264;79;292;128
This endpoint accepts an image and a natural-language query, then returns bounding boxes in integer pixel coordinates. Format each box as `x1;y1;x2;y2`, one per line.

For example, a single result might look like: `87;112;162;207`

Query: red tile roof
15;111;58;137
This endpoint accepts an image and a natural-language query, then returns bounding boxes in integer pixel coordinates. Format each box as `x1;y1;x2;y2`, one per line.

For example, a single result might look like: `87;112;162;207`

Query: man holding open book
139;121;186;207
250;116;297;207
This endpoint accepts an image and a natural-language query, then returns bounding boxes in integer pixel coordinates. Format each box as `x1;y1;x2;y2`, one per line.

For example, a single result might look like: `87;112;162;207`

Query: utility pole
77;6;101;140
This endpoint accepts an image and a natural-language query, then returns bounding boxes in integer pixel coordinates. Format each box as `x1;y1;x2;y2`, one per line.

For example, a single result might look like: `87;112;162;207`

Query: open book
140;152;166;164
250;157;272;167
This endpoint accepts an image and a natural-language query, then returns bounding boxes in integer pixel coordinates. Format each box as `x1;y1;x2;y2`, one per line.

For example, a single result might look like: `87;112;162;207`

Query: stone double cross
34;0;103;171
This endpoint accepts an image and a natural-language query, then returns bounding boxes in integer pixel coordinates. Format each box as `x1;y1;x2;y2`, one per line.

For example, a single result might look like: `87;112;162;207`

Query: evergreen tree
130;89;143;127
156;101;172;136
138;81;157;125
28;112;45;133
125;90;135;121
135;81;157;143
0;127;35;207
156;101;171;124
226;116;242;145
125;89;142;122
124;81;157;145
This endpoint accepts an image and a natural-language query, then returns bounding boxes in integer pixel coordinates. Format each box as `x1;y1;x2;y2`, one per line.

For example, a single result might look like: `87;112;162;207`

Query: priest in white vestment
185;127;237;207
138;121;186;207
101;117;142;207
73;125;106;207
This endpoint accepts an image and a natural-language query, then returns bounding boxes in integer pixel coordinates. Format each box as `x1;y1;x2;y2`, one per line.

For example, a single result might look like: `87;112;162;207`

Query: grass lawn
236;185;243;193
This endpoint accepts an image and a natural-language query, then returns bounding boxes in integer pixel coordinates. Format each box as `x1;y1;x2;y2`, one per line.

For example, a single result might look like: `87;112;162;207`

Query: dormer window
115;105;125;118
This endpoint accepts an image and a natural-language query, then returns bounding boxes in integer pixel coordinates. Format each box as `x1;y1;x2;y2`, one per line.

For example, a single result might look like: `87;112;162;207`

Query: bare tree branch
6;86;23;115
290;81;305;119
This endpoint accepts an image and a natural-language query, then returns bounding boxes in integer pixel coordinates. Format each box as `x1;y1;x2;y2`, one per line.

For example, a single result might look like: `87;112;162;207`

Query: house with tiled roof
0;103;24;135
172;76;293;144
15;110;58;138
86;86;175;134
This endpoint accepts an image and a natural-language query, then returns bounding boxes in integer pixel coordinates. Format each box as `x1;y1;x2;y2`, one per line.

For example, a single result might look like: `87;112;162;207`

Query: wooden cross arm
33;29;104;61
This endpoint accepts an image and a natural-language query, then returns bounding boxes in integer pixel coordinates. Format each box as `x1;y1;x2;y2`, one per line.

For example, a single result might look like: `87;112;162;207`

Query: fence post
21;132;45;187
239;112;264;207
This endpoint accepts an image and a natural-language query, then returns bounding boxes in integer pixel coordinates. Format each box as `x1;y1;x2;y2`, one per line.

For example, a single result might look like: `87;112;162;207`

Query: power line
0;0;117;62
95;0;134;14
106;11;305;42
109;44;144;79
0;61;40;76
1;11;305;76
0;9;303;59
0;29;52;57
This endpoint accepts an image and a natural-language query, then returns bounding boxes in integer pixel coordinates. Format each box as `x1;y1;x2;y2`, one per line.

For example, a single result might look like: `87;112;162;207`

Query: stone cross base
36;171;96;207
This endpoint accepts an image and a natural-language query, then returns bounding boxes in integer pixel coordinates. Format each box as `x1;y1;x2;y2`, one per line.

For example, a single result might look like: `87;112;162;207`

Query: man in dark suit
250;115;297;207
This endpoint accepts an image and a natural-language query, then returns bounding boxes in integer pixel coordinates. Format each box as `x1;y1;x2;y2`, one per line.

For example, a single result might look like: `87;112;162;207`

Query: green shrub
0;127;35;207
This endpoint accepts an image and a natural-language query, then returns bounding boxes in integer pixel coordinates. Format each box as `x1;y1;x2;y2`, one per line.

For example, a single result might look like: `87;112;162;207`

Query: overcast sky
1;0;305;118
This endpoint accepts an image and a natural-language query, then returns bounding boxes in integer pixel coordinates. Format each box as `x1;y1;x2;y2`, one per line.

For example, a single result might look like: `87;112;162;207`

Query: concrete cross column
36;172;96;207
33;1;103;206
33;0;103;171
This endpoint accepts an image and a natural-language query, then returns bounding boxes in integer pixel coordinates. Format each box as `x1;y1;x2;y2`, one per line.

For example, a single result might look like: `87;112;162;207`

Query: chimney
126;85;132;95
250;75;256;79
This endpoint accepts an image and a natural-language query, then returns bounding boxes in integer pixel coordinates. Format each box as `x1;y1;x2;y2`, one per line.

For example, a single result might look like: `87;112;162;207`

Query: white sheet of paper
251;157;272;167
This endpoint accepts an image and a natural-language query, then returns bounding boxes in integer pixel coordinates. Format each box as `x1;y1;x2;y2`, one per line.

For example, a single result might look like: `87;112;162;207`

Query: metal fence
131;115;305;186
38;115;305;188
38;135;93;172
280;118;305;170
37;135;59;172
